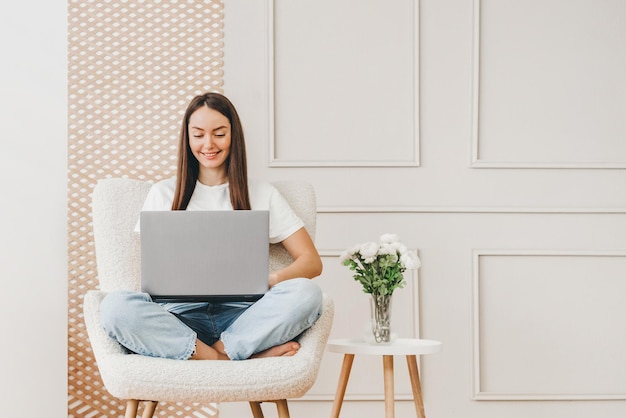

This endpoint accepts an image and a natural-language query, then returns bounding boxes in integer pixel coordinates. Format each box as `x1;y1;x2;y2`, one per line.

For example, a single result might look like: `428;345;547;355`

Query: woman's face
188;105;232;181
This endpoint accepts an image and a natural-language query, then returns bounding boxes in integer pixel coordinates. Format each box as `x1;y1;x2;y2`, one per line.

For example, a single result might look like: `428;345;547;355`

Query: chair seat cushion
84;290;333;403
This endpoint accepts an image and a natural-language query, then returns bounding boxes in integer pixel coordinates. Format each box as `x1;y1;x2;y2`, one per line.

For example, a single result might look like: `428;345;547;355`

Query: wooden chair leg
249;400;289;418
273;399;290;418
125;400;139;418
124;399;157;418
141;401;158;418
249;401;265;418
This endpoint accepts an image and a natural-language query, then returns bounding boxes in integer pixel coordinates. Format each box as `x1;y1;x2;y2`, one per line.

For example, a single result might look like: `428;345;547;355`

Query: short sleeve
134;179;176;233
268;186;305;244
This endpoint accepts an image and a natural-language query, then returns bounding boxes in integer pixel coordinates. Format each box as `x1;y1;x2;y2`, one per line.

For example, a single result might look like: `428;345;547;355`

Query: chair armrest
83;290;127;358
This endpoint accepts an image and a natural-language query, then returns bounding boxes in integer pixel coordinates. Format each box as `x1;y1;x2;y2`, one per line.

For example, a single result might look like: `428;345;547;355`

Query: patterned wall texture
67;1;223;416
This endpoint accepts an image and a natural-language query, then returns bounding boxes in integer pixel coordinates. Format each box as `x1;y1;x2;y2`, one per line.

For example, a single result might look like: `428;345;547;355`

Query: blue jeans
100;278;323;360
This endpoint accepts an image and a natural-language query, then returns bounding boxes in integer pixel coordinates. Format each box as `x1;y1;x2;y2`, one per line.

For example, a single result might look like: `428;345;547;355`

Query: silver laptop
140;210;270;302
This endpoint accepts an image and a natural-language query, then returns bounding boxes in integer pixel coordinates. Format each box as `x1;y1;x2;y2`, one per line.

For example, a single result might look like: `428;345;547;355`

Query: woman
100;92;323;361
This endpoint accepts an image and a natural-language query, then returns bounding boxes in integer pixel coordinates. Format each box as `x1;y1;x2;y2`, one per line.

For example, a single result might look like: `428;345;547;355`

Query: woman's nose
200;134;213;149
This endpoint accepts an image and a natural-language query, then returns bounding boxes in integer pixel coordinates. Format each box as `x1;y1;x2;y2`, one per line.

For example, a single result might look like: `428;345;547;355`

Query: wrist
269;272;280;287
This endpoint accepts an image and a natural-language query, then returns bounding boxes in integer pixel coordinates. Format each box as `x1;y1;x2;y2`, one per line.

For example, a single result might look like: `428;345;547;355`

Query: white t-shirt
135;177;304;244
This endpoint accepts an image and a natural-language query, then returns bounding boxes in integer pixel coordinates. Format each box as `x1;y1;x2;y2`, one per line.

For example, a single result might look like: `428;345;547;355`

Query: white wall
0;2;67;417
222;1;626;417
3;1;622;417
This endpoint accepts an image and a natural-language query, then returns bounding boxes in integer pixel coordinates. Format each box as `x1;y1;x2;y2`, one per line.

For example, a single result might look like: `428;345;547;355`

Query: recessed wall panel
473;0;626;168
272;0;418;166
474;251;626;399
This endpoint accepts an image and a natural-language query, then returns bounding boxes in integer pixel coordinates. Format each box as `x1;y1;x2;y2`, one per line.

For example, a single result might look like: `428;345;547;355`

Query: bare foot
191;340;229;360
190;339;300;360
251;341;300;359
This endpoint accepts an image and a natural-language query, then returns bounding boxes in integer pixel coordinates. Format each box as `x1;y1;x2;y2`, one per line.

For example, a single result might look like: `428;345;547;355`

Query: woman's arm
269;227;323;287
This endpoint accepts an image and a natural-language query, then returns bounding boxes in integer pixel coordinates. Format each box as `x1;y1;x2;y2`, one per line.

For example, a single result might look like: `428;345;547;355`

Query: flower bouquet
340;233;420;343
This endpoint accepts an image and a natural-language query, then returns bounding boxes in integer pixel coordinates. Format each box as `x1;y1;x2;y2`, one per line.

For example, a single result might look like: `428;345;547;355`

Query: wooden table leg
330;353;355;418
406;355;425;418
383;355;395;418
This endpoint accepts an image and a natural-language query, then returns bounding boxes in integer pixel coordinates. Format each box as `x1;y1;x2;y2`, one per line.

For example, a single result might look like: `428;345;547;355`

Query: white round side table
326;338;442;418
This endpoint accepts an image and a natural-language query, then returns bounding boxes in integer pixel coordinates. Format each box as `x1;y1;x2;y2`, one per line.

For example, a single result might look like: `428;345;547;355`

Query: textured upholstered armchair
83;178;334;418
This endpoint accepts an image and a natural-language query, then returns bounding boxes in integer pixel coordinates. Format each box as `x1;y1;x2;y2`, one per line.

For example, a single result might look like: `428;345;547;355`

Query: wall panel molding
470;0;626;169
318;206;626;214
472;249;626;400
267;0;420;167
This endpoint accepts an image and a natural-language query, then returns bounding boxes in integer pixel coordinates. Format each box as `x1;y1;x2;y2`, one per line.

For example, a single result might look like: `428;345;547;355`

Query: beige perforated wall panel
68;1;223;416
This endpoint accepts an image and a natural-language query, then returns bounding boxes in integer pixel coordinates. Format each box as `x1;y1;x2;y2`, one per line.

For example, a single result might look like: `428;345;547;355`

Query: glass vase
370;293;393;343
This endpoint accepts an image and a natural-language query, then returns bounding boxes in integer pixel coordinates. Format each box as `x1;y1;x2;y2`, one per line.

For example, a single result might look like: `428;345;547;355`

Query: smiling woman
100;91;324;365
172;93;249;211
189;107;232;184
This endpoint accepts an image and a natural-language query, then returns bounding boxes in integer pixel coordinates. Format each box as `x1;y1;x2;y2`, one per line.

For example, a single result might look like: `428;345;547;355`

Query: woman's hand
269;272;280;288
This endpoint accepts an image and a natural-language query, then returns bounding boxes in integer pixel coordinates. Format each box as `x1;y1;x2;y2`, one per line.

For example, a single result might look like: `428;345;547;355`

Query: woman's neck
198;169;228;187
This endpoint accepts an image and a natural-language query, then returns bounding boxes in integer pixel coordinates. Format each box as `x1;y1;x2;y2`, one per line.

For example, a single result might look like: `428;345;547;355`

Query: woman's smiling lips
200;151;220;159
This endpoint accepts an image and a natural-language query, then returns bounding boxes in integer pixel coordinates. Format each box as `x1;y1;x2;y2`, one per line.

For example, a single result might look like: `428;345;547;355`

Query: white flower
359;241;378;263
390;241;408;254
339;244;361;263
400;251;421;269
341;233;421;295
338;249;352;263
378;243;395;255
380;233;399;244
377;243;397;262
359;242;378;258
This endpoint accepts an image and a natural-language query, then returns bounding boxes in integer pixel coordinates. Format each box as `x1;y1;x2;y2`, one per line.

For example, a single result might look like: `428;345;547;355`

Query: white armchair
83;178;334;418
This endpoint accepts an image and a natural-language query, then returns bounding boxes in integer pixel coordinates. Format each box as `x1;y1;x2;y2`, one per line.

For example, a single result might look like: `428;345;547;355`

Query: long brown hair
171;92;251;210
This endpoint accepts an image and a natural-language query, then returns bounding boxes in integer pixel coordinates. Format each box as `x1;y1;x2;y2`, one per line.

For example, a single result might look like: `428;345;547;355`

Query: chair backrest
91;178;317;292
